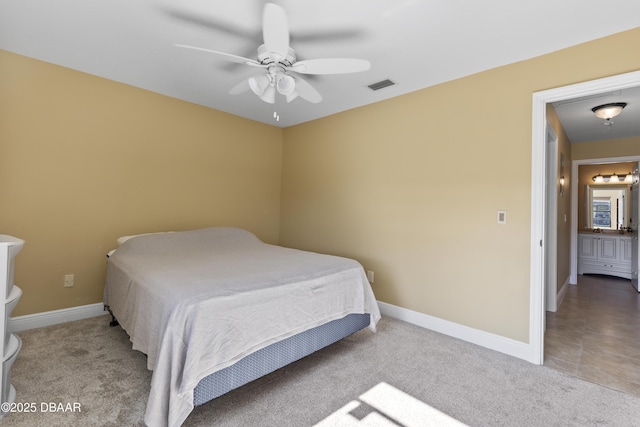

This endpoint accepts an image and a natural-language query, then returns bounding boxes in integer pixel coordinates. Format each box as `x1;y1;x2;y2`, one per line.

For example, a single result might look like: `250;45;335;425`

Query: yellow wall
572;136;640;160
1;50;283;316
3;26;640;342
280;27;640;342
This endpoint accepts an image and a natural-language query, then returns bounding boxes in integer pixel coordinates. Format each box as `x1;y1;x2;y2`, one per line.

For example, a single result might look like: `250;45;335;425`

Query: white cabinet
578;233;632;279
0;235;24;420
621;236;634;263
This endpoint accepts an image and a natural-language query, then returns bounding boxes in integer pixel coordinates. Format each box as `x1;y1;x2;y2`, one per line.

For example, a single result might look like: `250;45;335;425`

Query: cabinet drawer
579;259;632;279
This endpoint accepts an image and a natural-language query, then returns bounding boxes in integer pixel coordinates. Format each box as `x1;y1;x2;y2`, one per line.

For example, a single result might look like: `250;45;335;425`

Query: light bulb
259;85;276;104
592;103;627;120
276;75;296;95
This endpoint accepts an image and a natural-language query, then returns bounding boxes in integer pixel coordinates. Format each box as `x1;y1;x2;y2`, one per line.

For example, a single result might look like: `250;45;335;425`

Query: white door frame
529;69;640;365
545;125;558;313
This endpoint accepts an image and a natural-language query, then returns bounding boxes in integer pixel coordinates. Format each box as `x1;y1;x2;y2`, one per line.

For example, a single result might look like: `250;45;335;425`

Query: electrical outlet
366;270;374;284
64;274;74;288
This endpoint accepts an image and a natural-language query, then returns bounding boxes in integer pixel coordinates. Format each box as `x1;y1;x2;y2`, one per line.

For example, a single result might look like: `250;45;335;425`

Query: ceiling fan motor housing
257;44;296;67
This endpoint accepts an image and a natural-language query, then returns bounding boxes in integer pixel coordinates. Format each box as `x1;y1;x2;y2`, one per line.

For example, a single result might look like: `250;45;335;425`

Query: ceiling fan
175;3;371;104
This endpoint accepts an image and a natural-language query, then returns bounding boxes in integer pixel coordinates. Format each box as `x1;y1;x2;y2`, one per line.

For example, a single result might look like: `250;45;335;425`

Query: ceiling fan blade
166;9;259;42
228;78;251;95
174;44;264;67
262;3;290;59
290;58;371;75
294;76;322;103
291;28;366;44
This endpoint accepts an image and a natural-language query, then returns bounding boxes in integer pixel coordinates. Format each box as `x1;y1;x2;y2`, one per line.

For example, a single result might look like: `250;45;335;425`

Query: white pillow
116;231;175;246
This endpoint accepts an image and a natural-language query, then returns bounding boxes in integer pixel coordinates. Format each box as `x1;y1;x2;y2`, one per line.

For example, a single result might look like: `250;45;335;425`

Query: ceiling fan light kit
175;3;370;106
248;68;298;103
260;85;277;104
276;75;295;95
248;74;271;96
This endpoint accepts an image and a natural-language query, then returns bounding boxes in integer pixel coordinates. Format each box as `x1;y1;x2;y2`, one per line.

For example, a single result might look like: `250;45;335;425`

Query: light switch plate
497;210;507;224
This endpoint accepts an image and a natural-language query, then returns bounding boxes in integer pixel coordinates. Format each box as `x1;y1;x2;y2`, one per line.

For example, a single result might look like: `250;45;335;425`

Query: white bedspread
104;227;380;427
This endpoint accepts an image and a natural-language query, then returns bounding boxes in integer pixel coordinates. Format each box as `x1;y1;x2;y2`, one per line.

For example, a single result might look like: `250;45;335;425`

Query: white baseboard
377;301;533;362
11;303;107;332
11;300;533;362
557;277;570;308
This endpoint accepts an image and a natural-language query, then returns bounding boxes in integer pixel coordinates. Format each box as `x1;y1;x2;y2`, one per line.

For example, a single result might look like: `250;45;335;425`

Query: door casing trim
530;69;640;364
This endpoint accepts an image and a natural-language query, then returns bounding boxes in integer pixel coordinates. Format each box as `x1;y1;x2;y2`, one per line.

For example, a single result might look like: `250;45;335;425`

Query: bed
103;227;380;427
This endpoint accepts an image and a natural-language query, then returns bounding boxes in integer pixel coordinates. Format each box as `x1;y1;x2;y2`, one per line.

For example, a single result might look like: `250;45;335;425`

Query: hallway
544;274;640;397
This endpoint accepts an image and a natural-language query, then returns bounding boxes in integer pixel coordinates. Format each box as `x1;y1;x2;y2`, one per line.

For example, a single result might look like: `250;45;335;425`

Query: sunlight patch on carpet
315;382;467;427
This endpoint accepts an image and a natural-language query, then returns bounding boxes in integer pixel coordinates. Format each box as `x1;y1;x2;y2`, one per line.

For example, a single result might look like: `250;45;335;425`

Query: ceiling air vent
368;79;395;91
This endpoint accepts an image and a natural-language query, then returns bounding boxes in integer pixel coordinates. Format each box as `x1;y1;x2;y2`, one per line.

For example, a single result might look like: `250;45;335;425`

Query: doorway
529;69;640;365
570;158;640;283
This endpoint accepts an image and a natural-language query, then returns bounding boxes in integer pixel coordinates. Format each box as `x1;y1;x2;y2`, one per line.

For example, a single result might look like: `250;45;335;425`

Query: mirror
585;184;631;229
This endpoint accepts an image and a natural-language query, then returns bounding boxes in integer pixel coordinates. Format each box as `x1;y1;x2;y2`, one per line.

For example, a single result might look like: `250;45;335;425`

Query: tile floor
544;274;640;398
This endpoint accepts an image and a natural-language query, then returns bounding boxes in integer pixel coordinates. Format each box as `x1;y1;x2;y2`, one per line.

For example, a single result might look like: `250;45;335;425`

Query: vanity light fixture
559;176;565;196
592;172;633;183
591;102;627;127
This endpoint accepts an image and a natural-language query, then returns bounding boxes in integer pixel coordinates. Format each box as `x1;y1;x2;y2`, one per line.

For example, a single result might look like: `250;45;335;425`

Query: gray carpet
5;315;640;426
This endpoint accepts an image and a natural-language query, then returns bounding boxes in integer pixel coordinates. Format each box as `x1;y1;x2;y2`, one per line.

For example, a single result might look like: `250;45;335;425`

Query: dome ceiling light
591;102;627;127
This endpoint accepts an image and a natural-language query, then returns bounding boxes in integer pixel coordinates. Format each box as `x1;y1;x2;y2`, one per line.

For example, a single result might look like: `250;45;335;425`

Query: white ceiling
1;0;640;130
553;86;640;143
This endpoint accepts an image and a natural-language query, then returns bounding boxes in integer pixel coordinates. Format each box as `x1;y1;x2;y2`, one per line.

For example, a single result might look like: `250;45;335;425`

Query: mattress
104;227;380;427
193;312;370;406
